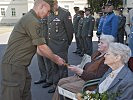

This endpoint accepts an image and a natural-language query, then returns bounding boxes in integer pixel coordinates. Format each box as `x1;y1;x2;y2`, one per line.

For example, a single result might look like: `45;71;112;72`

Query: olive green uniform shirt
2;9;46;66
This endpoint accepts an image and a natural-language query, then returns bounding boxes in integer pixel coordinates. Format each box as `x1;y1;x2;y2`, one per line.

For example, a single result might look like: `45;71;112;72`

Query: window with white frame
11;8;16;16
1;8;5;16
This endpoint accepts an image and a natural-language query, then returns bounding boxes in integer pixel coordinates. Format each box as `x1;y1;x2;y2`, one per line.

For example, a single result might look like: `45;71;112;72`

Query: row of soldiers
73;1;131;57
73;7;95;56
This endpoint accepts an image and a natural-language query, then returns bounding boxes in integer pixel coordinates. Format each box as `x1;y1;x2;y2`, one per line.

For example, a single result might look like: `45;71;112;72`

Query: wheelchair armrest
82;78;101;92
84;78;101;86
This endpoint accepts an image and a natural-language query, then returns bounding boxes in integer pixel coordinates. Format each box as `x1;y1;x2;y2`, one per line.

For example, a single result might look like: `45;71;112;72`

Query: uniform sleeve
63;11;74;45
26;20;46;46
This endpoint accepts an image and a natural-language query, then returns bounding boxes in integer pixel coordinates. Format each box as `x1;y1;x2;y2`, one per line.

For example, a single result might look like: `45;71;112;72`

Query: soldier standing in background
34;17;48;84
34;17;53;87
72;7;81;54
124;8;131;45
81;8;95;55
76;10;85;57
44;0;74;93
117;7;126;44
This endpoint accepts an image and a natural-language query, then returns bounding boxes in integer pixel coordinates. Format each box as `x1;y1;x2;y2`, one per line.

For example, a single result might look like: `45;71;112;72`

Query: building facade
123;0;133;8
0;0;88;25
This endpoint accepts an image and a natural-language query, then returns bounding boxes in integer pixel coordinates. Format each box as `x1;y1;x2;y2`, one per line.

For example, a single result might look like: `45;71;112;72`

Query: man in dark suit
43;0;73;93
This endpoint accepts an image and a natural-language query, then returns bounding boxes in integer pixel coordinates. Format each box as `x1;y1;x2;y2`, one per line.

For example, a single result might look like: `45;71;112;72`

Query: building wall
123;0;133;8
0;0;88;25
0;0;28;25
0;0;133;25
126;0;133;8
58;0;88;17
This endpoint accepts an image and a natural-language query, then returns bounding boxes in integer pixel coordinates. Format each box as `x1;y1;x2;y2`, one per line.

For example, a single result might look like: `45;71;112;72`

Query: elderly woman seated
52;35;115;100
79;43;133;99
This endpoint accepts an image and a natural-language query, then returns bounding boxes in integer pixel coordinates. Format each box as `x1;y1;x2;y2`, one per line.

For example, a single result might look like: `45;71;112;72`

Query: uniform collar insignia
53;18;61;21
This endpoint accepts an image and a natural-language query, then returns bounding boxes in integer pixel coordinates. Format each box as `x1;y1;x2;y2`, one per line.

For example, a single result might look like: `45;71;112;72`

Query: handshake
54;54;70;67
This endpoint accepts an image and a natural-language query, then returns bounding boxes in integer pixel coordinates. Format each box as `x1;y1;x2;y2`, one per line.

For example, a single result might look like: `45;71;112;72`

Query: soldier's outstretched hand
54;55;66;66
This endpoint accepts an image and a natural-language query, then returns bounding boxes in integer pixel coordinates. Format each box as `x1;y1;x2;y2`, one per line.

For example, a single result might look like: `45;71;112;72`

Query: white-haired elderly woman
52;35;115;100
98;43;133;99
78;43;133;100
80;43;133;99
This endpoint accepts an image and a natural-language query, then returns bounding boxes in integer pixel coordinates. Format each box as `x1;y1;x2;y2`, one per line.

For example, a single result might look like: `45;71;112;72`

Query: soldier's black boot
34;79;46;84
42;82;53;88
48;87;56;93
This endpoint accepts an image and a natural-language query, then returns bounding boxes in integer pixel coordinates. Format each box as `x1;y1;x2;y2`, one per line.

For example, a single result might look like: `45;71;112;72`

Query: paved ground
0;30;98;100
0;26;13;34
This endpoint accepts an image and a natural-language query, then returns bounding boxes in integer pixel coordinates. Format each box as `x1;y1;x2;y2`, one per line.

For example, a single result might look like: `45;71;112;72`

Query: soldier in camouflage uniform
0;0;65;100
45;0;74;93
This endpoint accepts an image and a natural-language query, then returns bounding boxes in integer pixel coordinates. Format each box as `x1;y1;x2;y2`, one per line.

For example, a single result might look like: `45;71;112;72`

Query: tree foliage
87;0;123;13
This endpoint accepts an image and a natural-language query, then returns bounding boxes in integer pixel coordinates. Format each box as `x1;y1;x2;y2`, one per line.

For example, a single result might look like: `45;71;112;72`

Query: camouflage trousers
0;63;31;100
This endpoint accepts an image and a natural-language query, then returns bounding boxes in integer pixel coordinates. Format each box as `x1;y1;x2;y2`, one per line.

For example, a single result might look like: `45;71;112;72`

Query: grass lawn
0;26;13;34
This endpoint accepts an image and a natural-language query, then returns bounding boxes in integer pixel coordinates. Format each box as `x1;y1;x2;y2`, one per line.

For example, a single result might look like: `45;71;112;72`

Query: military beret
79;10;84;15
128;8;132;11
74;7;79;10
118;7;124;11
84;7;91;12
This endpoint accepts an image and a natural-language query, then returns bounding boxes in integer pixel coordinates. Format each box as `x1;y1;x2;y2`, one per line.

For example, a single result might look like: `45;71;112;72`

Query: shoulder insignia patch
36;25;43;37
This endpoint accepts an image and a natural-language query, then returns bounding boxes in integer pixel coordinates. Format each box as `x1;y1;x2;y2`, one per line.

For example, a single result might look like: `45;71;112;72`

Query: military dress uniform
35;17;53;85
47;7;73;86
76;17;84;56
73;13;81;53
81;15;95;55
0;9;46;100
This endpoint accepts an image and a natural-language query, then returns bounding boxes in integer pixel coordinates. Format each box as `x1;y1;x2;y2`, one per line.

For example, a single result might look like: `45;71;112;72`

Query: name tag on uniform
53;18;61;22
